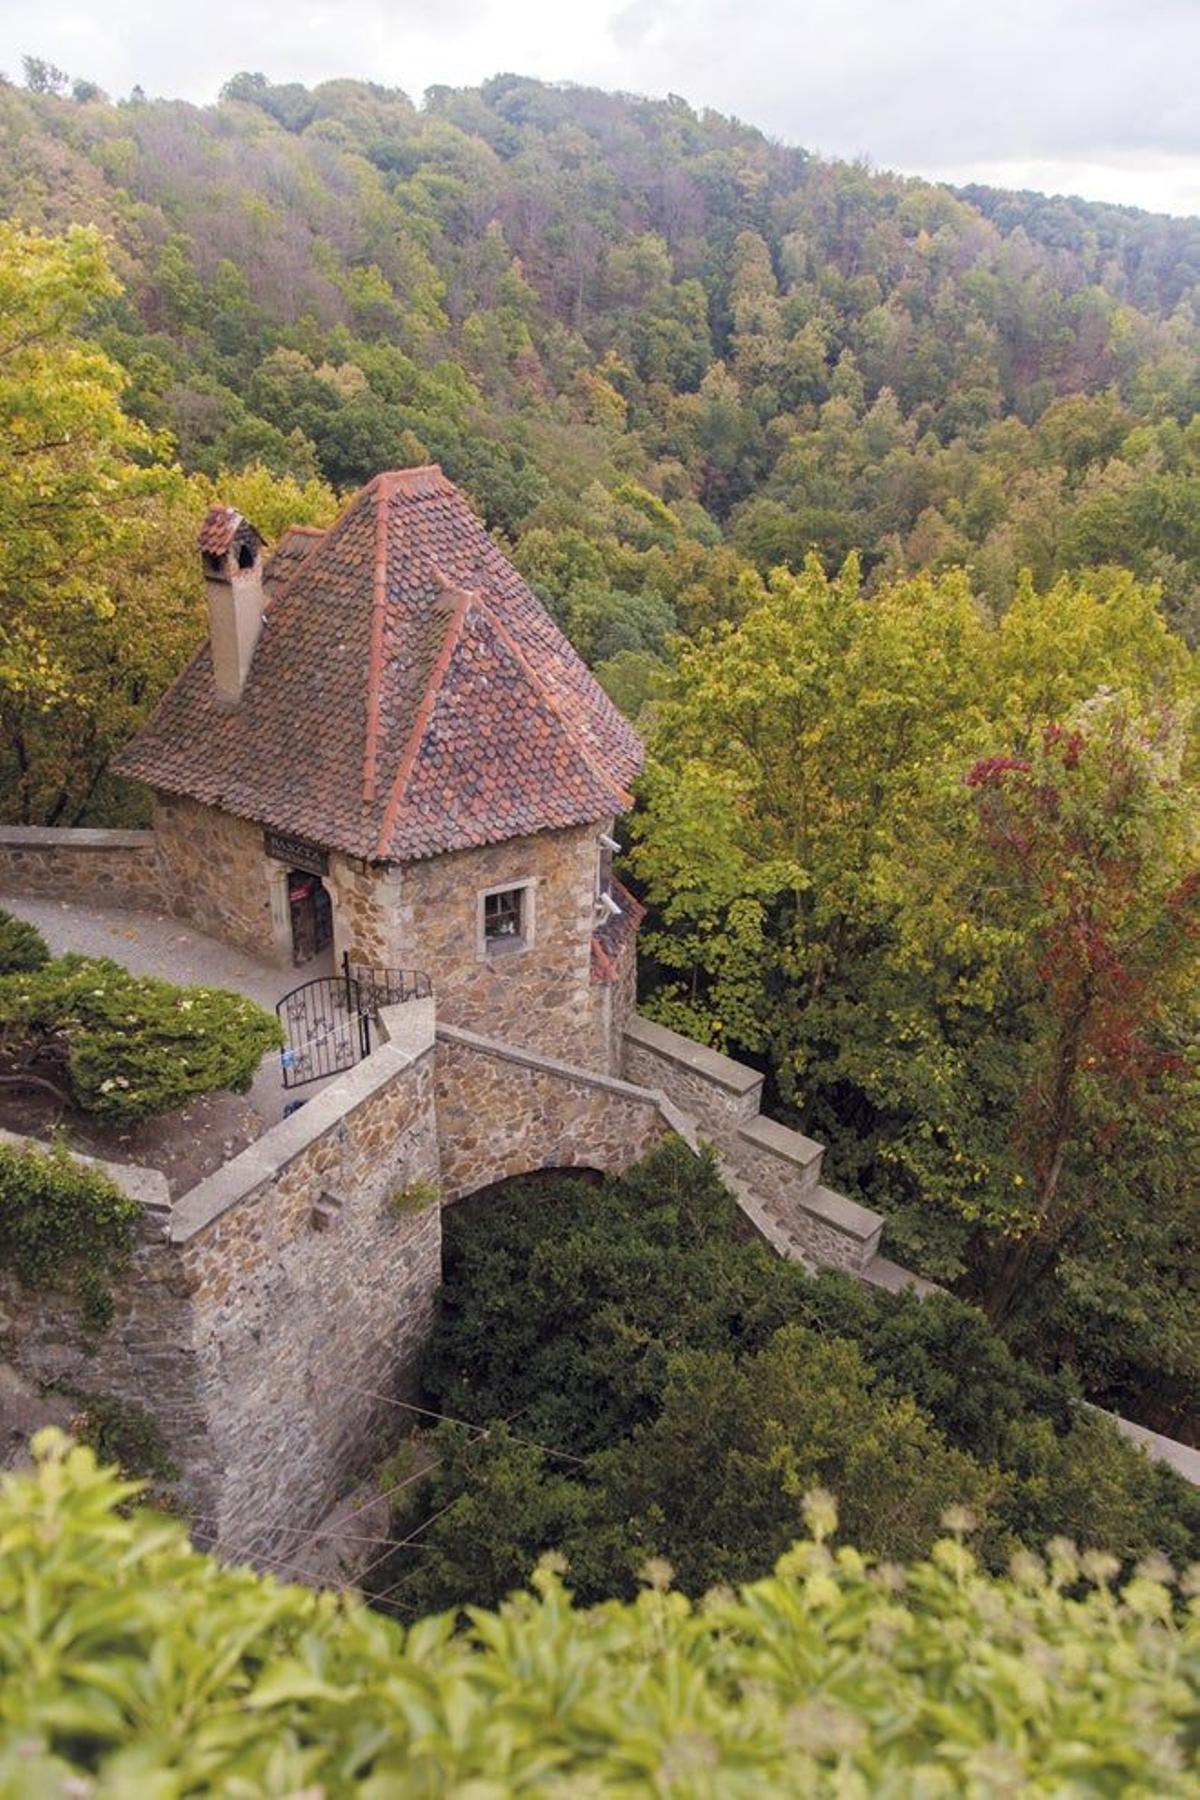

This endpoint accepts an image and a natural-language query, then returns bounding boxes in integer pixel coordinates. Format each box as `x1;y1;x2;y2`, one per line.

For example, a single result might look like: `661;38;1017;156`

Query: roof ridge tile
471;592;632;813
374;586;475;858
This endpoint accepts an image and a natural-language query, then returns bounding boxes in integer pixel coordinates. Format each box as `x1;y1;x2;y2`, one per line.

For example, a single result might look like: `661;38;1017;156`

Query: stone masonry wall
152;794;290;964
397;820;614;1071
0;1194;215;1513
171;1006;442;1552
0;827;169;912
1;1004;443;1555
623;1014;883;1273
435;1023;681;1201
327;854;405;971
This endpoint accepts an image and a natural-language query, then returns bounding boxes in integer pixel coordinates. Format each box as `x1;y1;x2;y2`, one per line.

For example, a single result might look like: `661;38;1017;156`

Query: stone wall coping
0;826;156;851
737;1111;825;1169
656;1096;700;1152
624;1014;765;1098
0;1127;170;1215
798;1182;883;1245
169;1037;423;1244
1095;1408;1200;1485
377;997;437;1060
861;1253;942;1298
437;1022;677;1111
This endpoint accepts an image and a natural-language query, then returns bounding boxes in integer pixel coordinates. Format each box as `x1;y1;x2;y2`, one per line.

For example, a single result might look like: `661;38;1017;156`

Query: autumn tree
0;221;340;822
0;223;170;818
631;563;1198;1410
884;698;1200;1423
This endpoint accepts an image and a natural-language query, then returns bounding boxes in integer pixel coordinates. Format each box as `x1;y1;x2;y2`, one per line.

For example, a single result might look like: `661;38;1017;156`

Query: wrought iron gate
276;956;431;1090
276;968;371;1090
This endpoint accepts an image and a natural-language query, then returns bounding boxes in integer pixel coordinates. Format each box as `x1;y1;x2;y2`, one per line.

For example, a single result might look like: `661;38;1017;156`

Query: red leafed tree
962;698;1199;1321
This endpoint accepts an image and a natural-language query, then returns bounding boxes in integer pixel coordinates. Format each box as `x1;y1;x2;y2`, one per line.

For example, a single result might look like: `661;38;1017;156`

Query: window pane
484;887;523;941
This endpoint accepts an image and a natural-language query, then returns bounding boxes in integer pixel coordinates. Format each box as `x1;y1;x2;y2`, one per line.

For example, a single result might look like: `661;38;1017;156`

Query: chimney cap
198;505;263;565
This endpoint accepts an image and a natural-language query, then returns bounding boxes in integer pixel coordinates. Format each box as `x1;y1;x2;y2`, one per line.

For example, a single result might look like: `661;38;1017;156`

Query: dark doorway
288;870;333;966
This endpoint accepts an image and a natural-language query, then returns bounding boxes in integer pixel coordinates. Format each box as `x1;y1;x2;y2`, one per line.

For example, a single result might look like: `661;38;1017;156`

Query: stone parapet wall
623;1014;883;1273
171;1006;442;1551
0;826;168;912
435;1022;678;1200
623;1015;764;1136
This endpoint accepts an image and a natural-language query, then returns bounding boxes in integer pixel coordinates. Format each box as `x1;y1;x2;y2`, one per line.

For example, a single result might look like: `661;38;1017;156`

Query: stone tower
114;467;645;1071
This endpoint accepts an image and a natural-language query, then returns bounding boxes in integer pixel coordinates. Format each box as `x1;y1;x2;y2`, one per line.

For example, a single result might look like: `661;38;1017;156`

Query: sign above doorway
264;828;328;876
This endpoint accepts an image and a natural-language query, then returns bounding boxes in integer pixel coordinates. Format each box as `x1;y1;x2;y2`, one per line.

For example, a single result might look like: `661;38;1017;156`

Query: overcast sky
2;0;1196;217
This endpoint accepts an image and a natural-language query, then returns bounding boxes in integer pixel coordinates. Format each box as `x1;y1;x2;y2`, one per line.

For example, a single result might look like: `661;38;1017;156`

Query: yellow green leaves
0;223;167;711
631;559;1199;1326
1;1433;1196;1794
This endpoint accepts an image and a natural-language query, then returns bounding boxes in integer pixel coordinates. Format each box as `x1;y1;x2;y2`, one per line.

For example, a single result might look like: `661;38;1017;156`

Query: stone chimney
198;506;266;706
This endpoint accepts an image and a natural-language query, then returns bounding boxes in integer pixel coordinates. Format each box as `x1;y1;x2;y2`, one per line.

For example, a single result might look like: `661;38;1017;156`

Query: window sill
483;936;530;960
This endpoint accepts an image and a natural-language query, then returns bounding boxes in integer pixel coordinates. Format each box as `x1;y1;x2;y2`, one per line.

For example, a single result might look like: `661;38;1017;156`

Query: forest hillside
4;65;1200;646
1;65;1196;1445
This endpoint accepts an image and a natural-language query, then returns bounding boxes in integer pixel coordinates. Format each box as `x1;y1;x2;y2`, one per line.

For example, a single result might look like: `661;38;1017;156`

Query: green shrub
1;1434;1195;1794
0;954;282;1122
0;908;49;975
413;1140;1199;1608
0;1139;139;1327
74;1394;176;1482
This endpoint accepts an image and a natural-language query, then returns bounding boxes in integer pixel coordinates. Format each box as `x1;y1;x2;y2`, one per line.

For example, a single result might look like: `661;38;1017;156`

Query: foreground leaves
0;1435;1196;1795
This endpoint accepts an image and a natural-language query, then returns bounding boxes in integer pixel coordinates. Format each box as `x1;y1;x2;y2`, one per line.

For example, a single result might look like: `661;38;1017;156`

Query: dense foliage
0;907;49;975
631;560;1200;1435
0;953;282;1121
5;72;1200;816
0;1139;139;1328
0;221;338;824
370;1144;1199;1619
2;1434;1196;1795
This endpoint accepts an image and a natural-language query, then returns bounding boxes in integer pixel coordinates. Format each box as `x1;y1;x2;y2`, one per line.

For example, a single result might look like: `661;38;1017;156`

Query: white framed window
478;879;535;958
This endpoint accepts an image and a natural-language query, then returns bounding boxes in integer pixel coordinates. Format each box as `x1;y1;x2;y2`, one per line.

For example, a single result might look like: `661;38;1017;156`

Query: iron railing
277;974;372;1090
343;956;432;1014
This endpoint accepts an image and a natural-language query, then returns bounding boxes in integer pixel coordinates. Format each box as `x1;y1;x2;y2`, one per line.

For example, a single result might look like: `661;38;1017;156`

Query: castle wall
0;827;168;911
395;821;614;1071
0;1010;443;1554
169;1006;442;1553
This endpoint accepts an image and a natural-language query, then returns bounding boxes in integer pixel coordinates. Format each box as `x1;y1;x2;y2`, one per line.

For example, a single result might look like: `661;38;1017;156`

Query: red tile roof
114;467;644;863
262;524;324;592
591;877;646;984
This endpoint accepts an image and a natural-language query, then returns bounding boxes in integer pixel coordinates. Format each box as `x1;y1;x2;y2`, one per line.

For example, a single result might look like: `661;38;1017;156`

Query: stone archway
444;1165;606;1213
433;1026;679;1204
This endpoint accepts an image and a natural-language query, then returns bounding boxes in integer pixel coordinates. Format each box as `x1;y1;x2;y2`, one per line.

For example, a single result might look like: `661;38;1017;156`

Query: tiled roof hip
114;467;644;862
